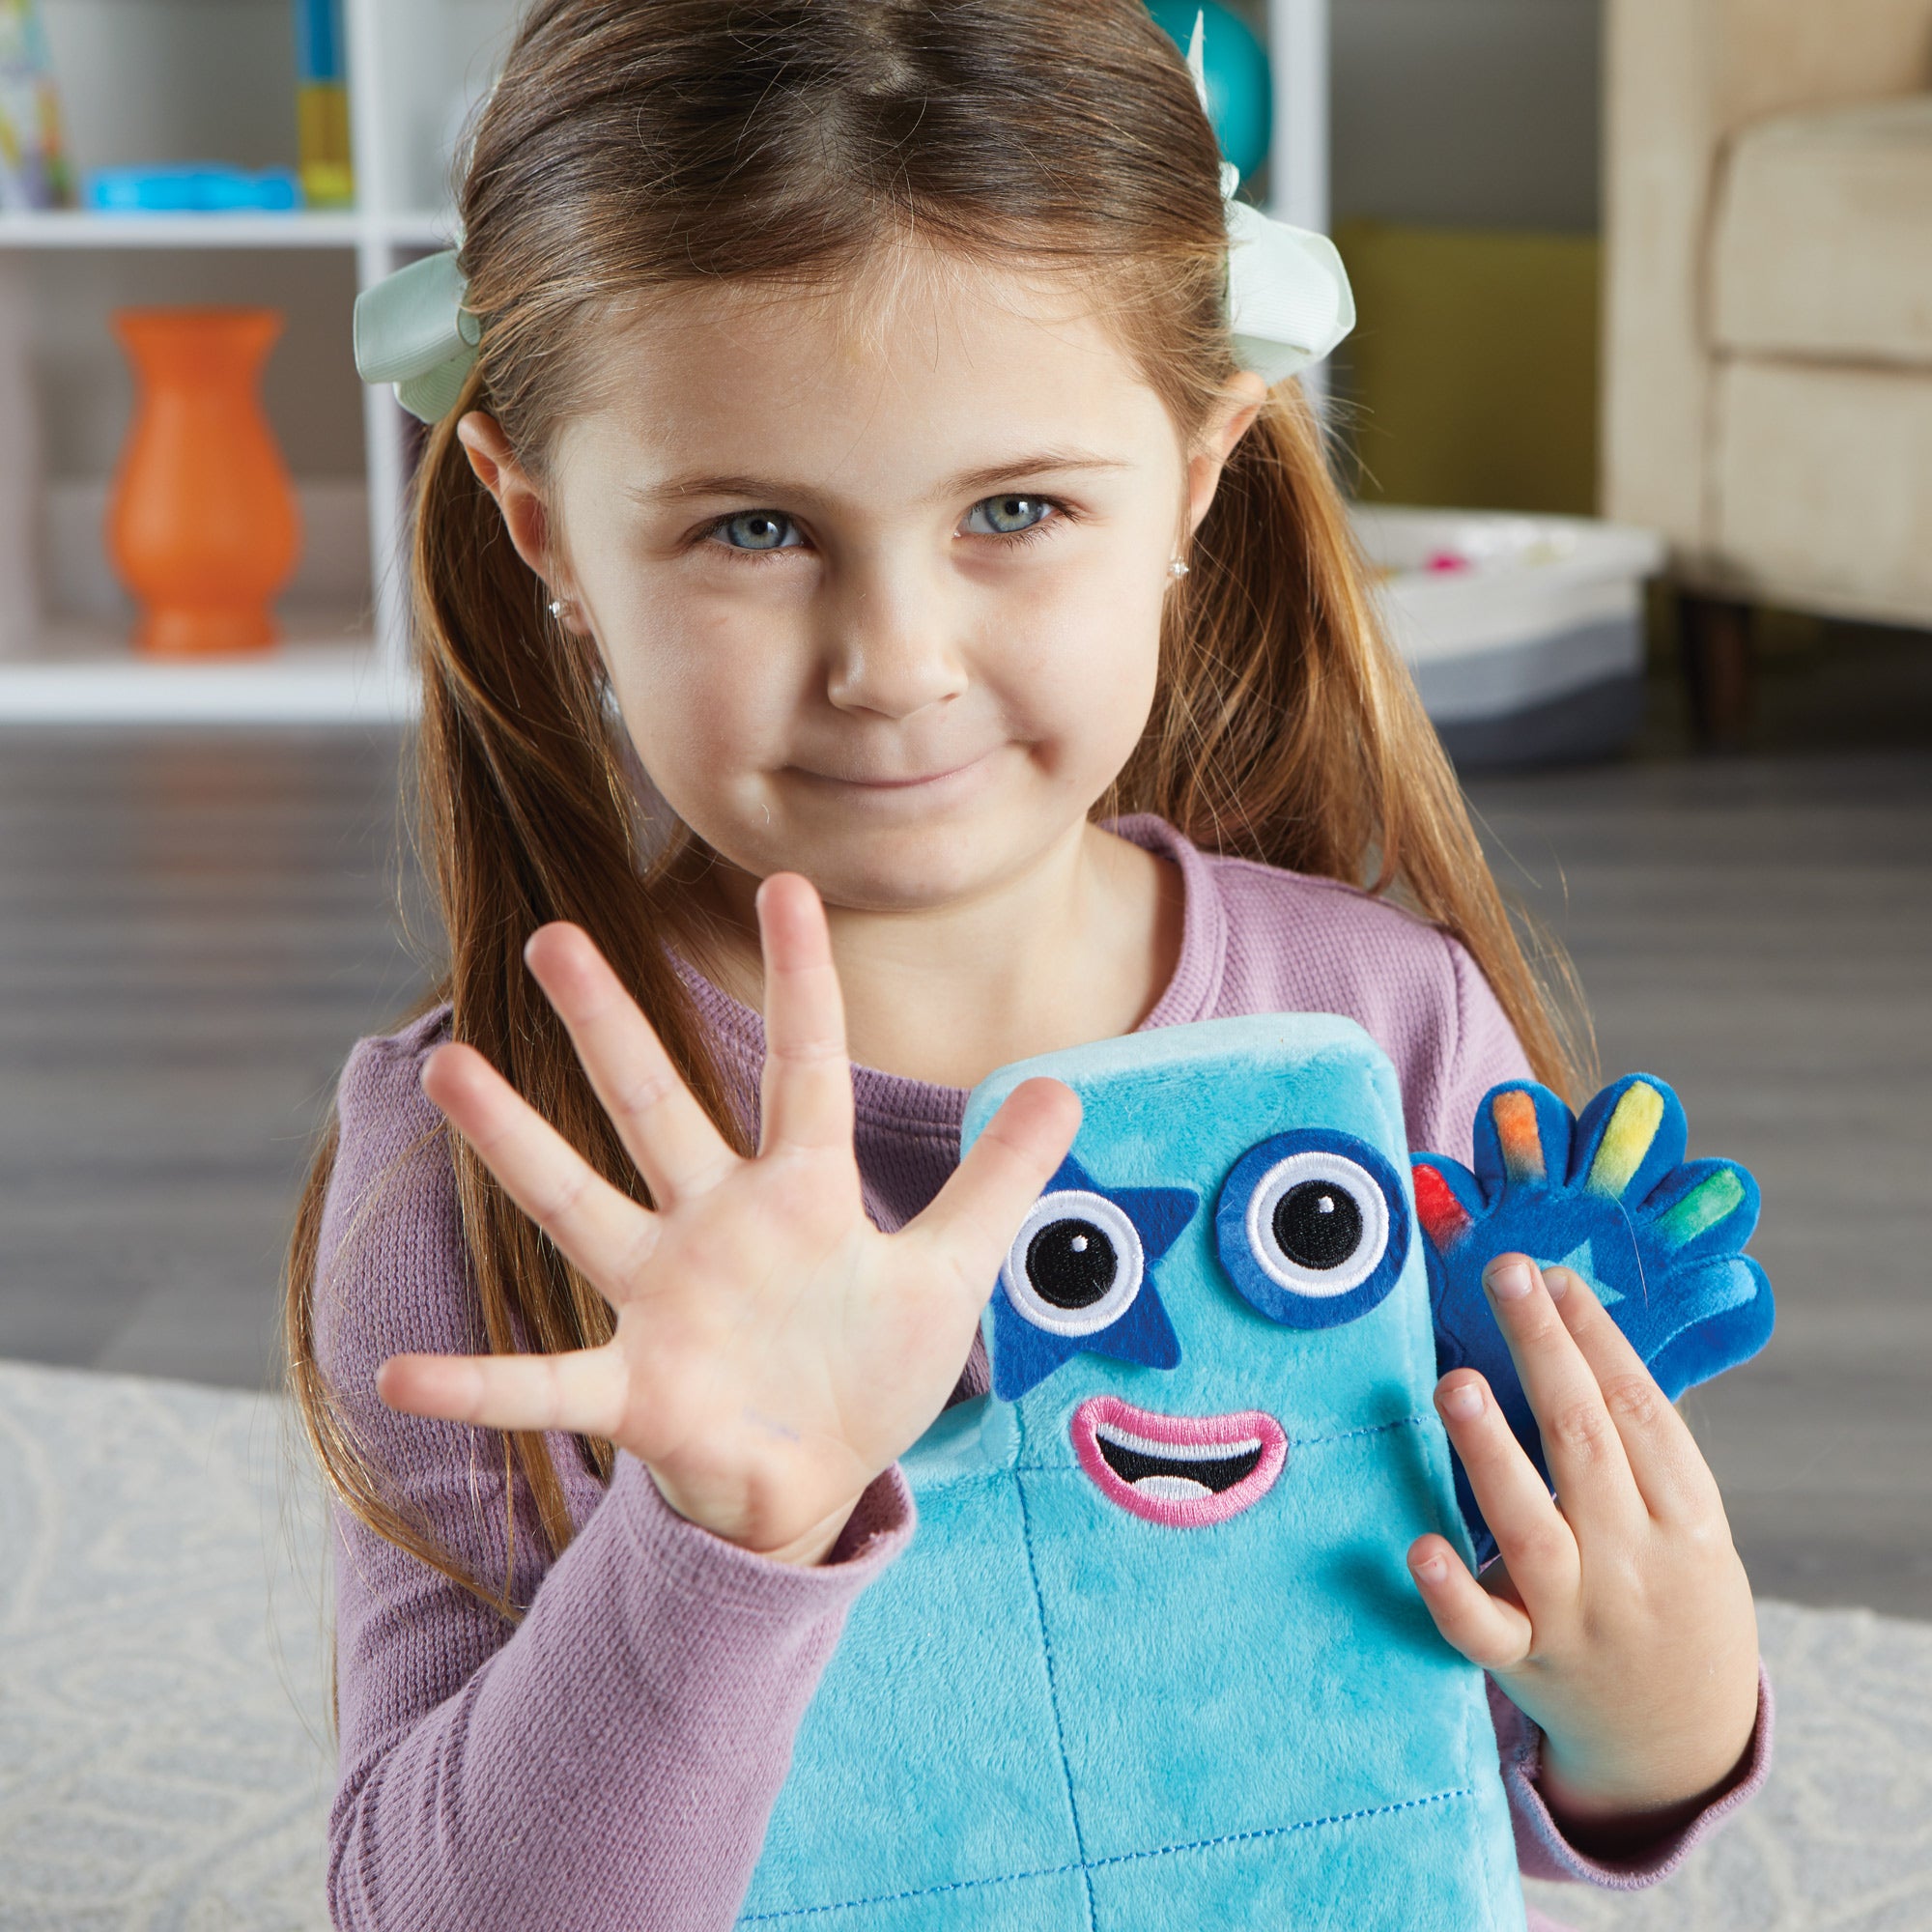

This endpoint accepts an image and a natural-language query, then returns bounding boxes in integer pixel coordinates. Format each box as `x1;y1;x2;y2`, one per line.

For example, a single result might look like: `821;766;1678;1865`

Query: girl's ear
1182;370;1268;540
456;411;572;601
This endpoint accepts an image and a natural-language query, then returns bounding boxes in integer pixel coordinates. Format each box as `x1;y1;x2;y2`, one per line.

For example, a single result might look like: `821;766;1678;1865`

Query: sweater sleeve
313;1015;914;1932
1492;1667;1775;1887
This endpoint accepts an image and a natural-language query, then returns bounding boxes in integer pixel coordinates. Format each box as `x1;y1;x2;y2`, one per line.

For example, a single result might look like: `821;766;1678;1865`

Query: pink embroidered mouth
1069;1395;1288;1528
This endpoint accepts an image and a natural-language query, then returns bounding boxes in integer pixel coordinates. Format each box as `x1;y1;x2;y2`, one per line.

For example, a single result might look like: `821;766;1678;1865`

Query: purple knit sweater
315;812;1771;1930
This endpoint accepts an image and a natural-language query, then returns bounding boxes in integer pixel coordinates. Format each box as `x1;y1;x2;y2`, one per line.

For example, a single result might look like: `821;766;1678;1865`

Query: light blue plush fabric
738;1014;1526;1930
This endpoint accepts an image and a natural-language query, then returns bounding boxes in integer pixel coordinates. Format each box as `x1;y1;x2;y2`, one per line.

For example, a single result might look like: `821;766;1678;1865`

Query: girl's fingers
376;1339;629;1438
422;1042;659;1301
754;874;856;1161
1480;1254;1643;1537
1544;1265;1722;1524
912;1076;1084;1317
1435;1370;1581;1596
524;923;740;1208
1406;1532;1534;1672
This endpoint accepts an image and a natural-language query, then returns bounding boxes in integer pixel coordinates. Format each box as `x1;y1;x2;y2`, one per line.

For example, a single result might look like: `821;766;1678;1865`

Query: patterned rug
1;1357;1927;1930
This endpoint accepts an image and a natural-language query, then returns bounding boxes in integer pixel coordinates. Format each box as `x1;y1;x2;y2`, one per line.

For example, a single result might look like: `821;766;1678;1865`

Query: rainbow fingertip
1655;1169;1746;1249
1586;1082;1664;1198
1413;1163;1472;1250
1492;1090;1545;1182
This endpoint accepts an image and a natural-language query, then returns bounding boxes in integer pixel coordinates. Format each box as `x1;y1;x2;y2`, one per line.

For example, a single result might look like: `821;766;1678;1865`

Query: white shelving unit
0;0;522;724
1264;0;1329;234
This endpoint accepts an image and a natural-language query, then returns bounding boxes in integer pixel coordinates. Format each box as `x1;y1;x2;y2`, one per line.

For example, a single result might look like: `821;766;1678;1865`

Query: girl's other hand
1405;1254;1762;1849
375;873;1082;1567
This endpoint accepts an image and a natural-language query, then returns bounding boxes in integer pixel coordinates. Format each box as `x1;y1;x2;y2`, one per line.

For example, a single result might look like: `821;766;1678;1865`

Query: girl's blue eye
964;495;1054;538
714;510;800;553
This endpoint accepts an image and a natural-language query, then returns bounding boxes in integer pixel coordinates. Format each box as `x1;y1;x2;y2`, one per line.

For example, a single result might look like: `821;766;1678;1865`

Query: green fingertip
1655;1169;1746;1249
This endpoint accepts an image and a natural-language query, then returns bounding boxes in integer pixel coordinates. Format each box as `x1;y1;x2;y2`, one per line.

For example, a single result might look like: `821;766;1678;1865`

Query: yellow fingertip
1587;1082;1664;1197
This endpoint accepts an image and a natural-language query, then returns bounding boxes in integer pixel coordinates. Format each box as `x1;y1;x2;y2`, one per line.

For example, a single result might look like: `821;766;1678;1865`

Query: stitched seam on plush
736;1785;1478;1920
1011;1467;1098;1930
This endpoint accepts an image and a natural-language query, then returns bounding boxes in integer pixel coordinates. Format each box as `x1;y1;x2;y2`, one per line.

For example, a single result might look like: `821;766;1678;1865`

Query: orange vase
106;308;301;657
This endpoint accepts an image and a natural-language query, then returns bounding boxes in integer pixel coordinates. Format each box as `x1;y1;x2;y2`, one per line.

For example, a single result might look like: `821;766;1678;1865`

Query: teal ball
1148;2;1272;185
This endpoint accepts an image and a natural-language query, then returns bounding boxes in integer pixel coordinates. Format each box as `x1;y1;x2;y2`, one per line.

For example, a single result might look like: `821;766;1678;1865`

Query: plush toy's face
972;1016;1430;1544
995;1123;1411;1528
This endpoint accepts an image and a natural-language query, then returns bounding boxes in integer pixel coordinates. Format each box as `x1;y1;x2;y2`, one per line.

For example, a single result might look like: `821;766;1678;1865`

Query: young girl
288;3;1770;1925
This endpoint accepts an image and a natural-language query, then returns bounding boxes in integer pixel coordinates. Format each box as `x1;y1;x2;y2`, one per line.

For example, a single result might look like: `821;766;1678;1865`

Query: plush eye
715;510;799;552
964;494;1053;537
1214;1131;1409;1329
1249;1152;1386;1290
1002;1189;1146;1337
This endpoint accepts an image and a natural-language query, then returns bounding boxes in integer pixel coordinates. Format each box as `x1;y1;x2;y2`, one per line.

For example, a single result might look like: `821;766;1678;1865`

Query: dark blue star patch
989;1153;1199;1400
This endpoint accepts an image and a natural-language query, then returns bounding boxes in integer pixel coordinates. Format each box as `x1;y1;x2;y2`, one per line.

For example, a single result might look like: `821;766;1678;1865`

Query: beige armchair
1603;0;1932;736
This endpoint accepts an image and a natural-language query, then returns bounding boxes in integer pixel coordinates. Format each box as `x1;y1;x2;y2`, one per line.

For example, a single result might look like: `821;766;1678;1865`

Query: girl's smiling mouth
787;750;999;801
1070;1394;1289;1528
801;751;990;786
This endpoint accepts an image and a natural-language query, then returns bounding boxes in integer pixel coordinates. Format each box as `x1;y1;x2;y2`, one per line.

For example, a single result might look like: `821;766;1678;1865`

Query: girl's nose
821;556;970;721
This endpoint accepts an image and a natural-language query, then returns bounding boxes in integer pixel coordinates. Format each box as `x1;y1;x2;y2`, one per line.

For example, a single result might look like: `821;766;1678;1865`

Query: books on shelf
0;0;71;213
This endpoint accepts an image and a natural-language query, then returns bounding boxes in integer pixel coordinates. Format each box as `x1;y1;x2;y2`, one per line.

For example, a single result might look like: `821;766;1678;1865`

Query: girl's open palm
376;873;1082;1566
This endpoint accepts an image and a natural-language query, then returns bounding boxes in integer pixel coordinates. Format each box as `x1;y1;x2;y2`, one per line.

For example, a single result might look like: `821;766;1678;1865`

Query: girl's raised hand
1406;1253;1762;1847
375;872;1082;1567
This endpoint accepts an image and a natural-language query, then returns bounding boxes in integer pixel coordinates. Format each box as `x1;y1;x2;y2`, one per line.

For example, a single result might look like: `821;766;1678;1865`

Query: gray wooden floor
0;726;427;1392
0;630;1926;1617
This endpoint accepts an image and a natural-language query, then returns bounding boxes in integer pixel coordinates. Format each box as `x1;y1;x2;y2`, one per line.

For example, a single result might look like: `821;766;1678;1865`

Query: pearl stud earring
1169;558;1190;579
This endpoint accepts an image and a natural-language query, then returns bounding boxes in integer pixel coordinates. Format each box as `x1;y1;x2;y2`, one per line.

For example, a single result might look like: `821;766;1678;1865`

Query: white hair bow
1186;12;1354;384
353;249;480;426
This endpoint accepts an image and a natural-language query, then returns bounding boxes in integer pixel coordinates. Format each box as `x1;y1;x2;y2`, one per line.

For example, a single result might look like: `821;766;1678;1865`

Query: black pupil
1271;1181;1363;1270
1025;1218;1118;1309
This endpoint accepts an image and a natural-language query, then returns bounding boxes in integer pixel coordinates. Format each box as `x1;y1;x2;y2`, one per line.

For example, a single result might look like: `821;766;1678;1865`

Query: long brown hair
284;0;1590;1722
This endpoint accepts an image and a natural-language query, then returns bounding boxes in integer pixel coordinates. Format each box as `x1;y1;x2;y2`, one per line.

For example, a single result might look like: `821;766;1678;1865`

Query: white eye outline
1244;1151;1389;1298
1001;1188;1146;1338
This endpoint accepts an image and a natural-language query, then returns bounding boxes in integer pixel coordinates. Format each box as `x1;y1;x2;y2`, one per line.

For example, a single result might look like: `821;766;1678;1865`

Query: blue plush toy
735;1019;1773;1929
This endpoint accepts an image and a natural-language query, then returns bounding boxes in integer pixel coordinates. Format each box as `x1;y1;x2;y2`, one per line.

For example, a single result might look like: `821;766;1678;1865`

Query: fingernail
1411;1553;1448;1585
1486;1259;1534;1301
1440;1381;1484;1422
1544;1265;1572;1301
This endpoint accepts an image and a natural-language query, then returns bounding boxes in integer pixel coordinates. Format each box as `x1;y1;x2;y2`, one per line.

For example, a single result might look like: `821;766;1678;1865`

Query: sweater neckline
670;813;1226;1133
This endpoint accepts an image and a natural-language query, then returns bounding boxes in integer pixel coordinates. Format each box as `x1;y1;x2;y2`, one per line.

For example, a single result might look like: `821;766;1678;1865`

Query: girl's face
463;251;1264;915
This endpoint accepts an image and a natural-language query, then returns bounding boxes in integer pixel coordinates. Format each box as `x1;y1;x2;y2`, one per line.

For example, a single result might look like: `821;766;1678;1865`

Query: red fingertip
1412;1165;1471;1248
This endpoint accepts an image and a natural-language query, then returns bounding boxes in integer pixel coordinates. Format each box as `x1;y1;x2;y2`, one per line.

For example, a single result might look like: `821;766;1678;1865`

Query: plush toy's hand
1413;1075;1774;1565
